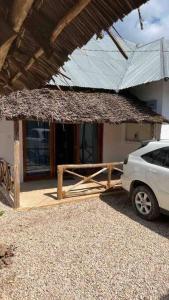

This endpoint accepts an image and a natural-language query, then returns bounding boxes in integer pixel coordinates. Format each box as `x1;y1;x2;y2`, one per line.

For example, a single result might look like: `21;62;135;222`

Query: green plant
0;210;4;217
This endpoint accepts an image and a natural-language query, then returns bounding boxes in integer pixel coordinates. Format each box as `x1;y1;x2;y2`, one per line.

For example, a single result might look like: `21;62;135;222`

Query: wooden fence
57;162;123;200
0;159;14;204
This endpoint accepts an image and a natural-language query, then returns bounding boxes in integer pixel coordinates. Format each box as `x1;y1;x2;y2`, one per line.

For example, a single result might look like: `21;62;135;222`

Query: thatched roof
0;88;166;124
0;0;148;94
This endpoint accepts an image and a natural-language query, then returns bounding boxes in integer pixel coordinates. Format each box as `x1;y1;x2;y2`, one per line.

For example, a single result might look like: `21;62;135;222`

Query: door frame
23;121;103;181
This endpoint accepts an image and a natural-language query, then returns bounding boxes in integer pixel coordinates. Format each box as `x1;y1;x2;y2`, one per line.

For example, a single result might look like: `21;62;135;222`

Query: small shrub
0;210;4;217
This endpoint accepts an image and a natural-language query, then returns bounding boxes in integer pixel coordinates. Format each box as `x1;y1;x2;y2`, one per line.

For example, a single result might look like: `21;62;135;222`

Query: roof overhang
0;88;167;124
0;0;148;94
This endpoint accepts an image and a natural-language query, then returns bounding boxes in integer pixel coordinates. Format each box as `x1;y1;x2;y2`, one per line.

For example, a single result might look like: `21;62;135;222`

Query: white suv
121;140;169;221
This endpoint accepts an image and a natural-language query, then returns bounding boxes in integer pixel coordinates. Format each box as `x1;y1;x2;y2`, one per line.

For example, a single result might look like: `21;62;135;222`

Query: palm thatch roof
0;0;148;94
0;88;166;124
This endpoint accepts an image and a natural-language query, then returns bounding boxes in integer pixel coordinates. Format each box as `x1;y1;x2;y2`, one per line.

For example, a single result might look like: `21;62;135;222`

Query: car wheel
131;185;160;221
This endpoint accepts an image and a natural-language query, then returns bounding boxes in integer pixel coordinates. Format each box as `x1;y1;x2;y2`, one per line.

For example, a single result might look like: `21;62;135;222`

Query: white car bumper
121;174;131;192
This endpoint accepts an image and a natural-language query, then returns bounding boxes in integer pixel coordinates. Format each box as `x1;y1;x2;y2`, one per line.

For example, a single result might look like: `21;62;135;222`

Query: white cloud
115;0;169;43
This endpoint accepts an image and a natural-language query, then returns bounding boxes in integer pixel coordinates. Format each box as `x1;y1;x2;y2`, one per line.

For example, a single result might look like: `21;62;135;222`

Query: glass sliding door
80;124;99;163
23;121;102;180
24;121;51;178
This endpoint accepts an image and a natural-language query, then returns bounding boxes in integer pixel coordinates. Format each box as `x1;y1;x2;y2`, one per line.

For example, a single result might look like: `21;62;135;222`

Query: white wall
103;122;160;163
0;119;23;182
131;80;169;140
103;124;140;162
0;119;14;164
103;80;166;163
131;80;164;114
160;80;169;139
161;80;169;118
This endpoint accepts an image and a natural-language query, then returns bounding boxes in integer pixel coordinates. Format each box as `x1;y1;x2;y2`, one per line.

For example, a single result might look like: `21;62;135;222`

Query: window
25;121;50;176
126;123;154;142
142;147;169;168
80;124;99;163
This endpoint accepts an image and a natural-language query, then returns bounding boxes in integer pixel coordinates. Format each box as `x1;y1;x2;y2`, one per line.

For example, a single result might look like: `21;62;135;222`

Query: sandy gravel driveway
0;191;169;300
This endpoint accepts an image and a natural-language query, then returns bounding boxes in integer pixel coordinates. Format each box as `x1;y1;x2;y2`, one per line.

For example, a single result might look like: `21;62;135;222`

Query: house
1;34;169;209
0;89;166;209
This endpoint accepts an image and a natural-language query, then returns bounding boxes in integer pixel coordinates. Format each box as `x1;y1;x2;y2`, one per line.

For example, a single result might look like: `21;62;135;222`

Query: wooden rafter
106;29;128;60
11;0;91;85
0;0;35;71
10;0;35;32
51;0;91;44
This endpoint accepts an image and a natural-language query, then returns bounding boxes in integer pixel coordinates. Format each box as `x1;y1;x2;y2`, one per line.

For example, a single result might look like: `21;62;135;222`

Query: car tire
131;185;160;221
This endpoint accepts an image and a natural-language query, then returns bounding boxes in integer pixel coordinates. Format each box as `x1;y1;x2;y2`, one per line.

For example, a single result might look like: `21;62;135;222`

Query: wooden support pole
13;120;20;208
107;165;113;189
57;166;63;200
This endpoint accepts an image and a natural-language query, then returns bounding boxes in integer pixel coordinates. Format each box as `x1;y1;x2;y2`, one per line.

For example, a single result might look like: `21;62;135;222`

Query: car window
142;147;169;168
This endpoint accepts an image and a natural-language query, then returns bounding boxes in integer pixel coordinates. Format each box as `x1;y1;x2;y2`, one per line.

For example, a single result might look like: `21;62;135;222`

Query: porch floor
20;178;122;209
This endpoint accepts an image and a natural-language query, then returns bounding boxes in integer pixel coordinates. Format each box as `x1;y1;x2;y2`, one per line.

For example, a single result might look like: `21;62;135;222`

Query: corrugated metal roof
163;39;169;78
120;40;162;89
50;35;169;90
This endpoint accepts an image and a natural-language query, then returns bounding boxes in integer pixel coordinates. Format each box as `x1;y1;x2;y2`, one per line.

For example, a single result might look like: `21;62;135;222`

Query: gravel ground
0;191;169;300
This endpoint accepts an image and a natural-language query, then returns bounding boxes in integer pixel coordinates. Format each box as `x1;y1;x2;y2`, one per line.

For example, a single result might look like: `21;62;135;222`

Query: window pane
80;124;99;163
25;121;50;176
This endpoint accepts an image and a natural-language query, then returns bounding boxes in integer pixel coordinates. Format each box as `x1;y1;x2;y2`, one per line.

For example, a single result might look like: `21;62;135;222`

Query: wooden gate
57;162;123;200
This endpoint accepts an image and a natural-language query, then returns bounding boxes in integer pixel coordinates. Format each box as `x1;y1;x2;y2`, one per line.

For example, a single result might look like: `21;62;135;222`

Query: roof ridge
160;37;166;79
117;47;136;91
136;37;167;49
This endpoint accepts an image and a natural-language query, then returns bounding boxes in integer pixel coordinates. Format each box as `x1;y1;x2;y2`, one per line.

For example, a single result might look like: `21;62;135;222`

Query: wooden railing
0;159;14;202
57;162;123;200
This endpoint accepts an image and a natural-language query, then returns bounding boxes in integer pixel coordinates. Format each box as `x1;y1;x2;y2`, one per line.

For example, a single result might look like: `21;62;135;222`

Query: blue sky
115;0;169;44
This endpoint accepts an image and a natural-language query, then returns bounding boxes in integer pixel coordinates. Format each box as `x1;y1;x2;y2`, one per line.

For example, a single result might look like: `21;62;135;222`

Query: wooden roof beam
10;0;35;32
51;0;91;44
106;29;128;60
11;0;91;85
0;18;17;69
0;0;35;71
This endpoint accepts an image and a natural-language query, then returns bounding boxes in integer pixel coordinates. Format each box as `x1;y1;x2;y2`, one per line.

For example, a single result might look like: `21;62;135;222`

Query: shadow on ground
100;190;169;240
0;189;13;208
160;292;169;300
20;179;71;192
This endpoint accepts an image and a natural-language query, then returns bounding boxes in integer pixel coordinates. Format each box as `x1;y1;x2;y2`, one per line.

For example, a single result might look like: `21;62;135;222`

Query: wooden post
13;120;20;208
107;165;112;189
57;166;63;200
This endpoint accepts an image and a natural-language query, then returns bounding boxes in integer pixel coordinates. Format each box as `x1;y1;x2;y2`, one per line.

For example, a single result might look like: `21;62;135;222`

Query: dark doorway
55;124;75;165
